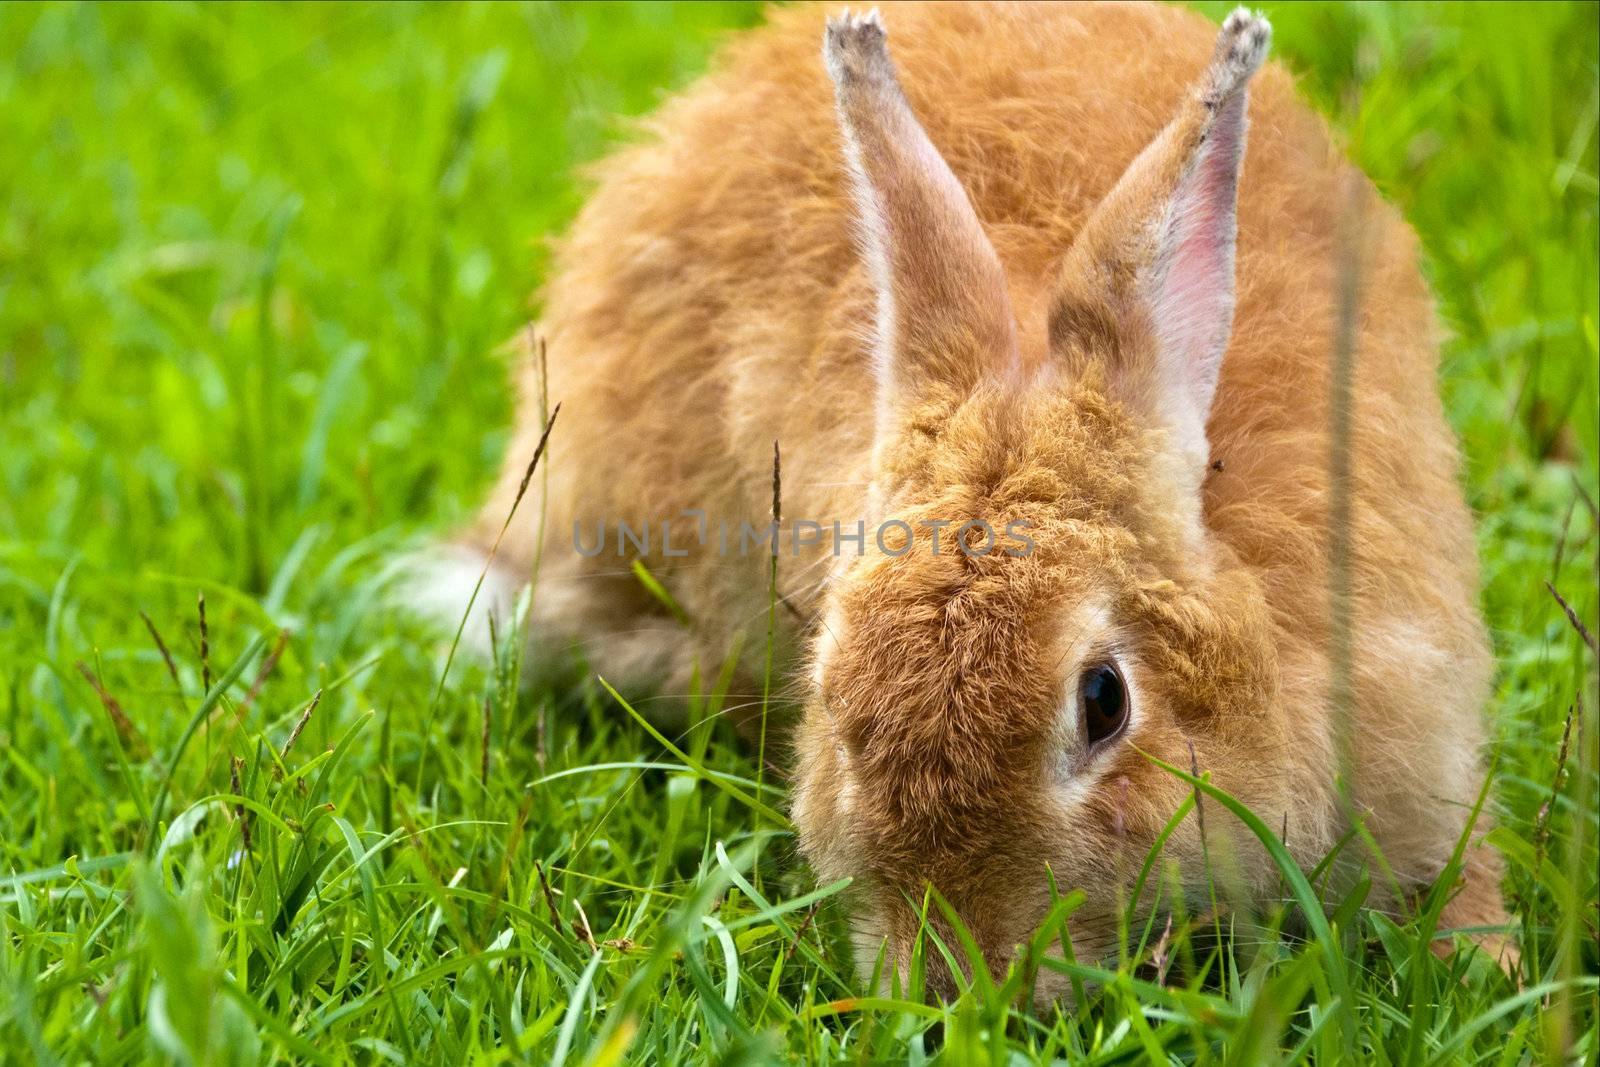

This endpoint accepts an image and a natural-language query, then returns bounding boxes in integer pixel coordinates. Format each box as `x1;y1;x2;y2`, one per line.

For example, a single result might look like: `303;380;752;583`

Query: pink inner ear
1150;91;1247;425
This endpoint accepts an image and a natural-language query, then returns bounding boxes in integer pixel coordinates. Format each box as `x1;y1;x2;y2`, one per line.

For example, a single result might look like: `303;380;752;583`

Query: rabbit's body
462;2;1507;987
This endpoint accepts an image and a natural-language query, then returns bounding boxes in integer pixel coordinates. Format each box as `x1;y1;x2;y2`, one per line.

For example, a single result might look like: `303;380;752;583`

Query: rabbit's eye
1080;662;1128;746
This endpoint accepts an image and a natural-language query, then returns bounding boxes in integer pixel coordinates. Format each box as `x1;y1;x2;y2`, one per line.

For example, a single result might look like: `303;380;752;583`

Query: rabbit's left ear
1049;9;1270;467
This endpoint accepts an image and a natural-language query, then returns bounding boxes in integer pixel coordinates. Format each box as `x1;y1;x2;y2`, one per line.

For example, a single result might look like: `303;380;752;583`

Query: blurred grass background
0;2;1596;1063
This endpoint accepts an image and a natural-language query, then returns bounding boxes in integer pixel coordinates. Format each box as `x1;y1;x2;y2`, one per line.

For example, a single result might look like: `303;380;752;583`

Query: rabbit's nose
919;962;959;1003
892;931;1010;1004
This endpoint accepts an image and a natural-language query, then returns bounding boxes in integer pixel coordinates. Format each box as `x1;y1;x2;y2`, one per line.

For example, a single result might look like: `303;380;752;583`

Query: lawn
0;2;1596;1063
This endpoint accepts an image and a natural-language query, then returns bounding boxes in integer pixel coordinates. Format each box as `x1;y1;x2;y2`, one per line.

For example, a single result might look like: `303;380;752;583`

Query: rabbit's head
793;8;1285;1000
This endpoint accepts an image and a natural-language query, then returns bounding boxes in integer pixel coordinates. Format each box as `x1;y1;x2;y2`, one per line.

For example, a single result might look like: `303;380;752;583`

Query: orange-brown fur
461;1;1510;993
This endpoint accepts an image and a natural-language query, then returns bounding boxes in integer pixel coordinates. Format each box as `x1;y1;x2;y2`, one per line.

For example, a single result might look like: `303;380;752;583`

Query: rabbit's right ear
1048;9;1270;470
824;11;1019;435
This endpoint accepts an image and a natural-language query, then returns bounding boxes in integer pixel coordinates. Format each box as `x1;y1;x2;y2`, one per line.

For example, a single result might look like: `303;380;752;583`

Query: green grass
0;2;1596;1063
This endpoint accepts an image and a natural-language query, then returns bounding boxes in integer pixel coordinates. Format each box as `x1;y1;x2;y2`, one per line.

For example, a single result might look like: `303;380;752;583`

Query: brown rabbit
443;2;1512;995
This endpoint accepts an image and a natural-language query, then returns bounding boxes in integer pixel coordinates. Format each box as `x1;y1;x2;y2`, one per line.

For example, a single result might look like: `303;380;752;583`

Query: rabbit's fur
459;2;1510;993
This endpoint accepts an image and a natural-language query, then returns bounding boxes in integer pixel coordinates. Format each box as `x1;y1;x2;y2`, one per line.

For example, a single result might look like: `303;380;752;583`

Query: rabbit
449;1;1512;996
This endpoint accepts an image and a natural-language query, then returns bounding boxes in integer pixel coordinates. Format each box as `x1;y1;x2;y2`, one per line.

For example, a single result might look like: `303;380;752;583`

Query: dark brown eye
1080;662;1128;746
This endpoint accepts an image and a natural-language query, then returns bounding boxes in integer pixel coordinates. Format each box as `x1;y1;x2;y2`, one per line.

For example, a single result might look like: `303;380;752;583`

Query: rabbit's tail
395;541;518;662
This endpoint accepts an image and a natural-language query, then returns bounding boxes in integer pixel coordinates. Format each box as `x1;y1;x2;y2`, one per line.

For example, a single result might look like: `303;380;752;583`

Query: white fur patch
399;543;519;661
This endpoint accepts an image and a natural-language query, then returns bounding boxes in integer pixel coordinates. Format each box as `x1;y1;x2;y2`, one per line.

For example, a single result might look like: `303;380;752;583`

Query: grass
0;1;1596;1063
